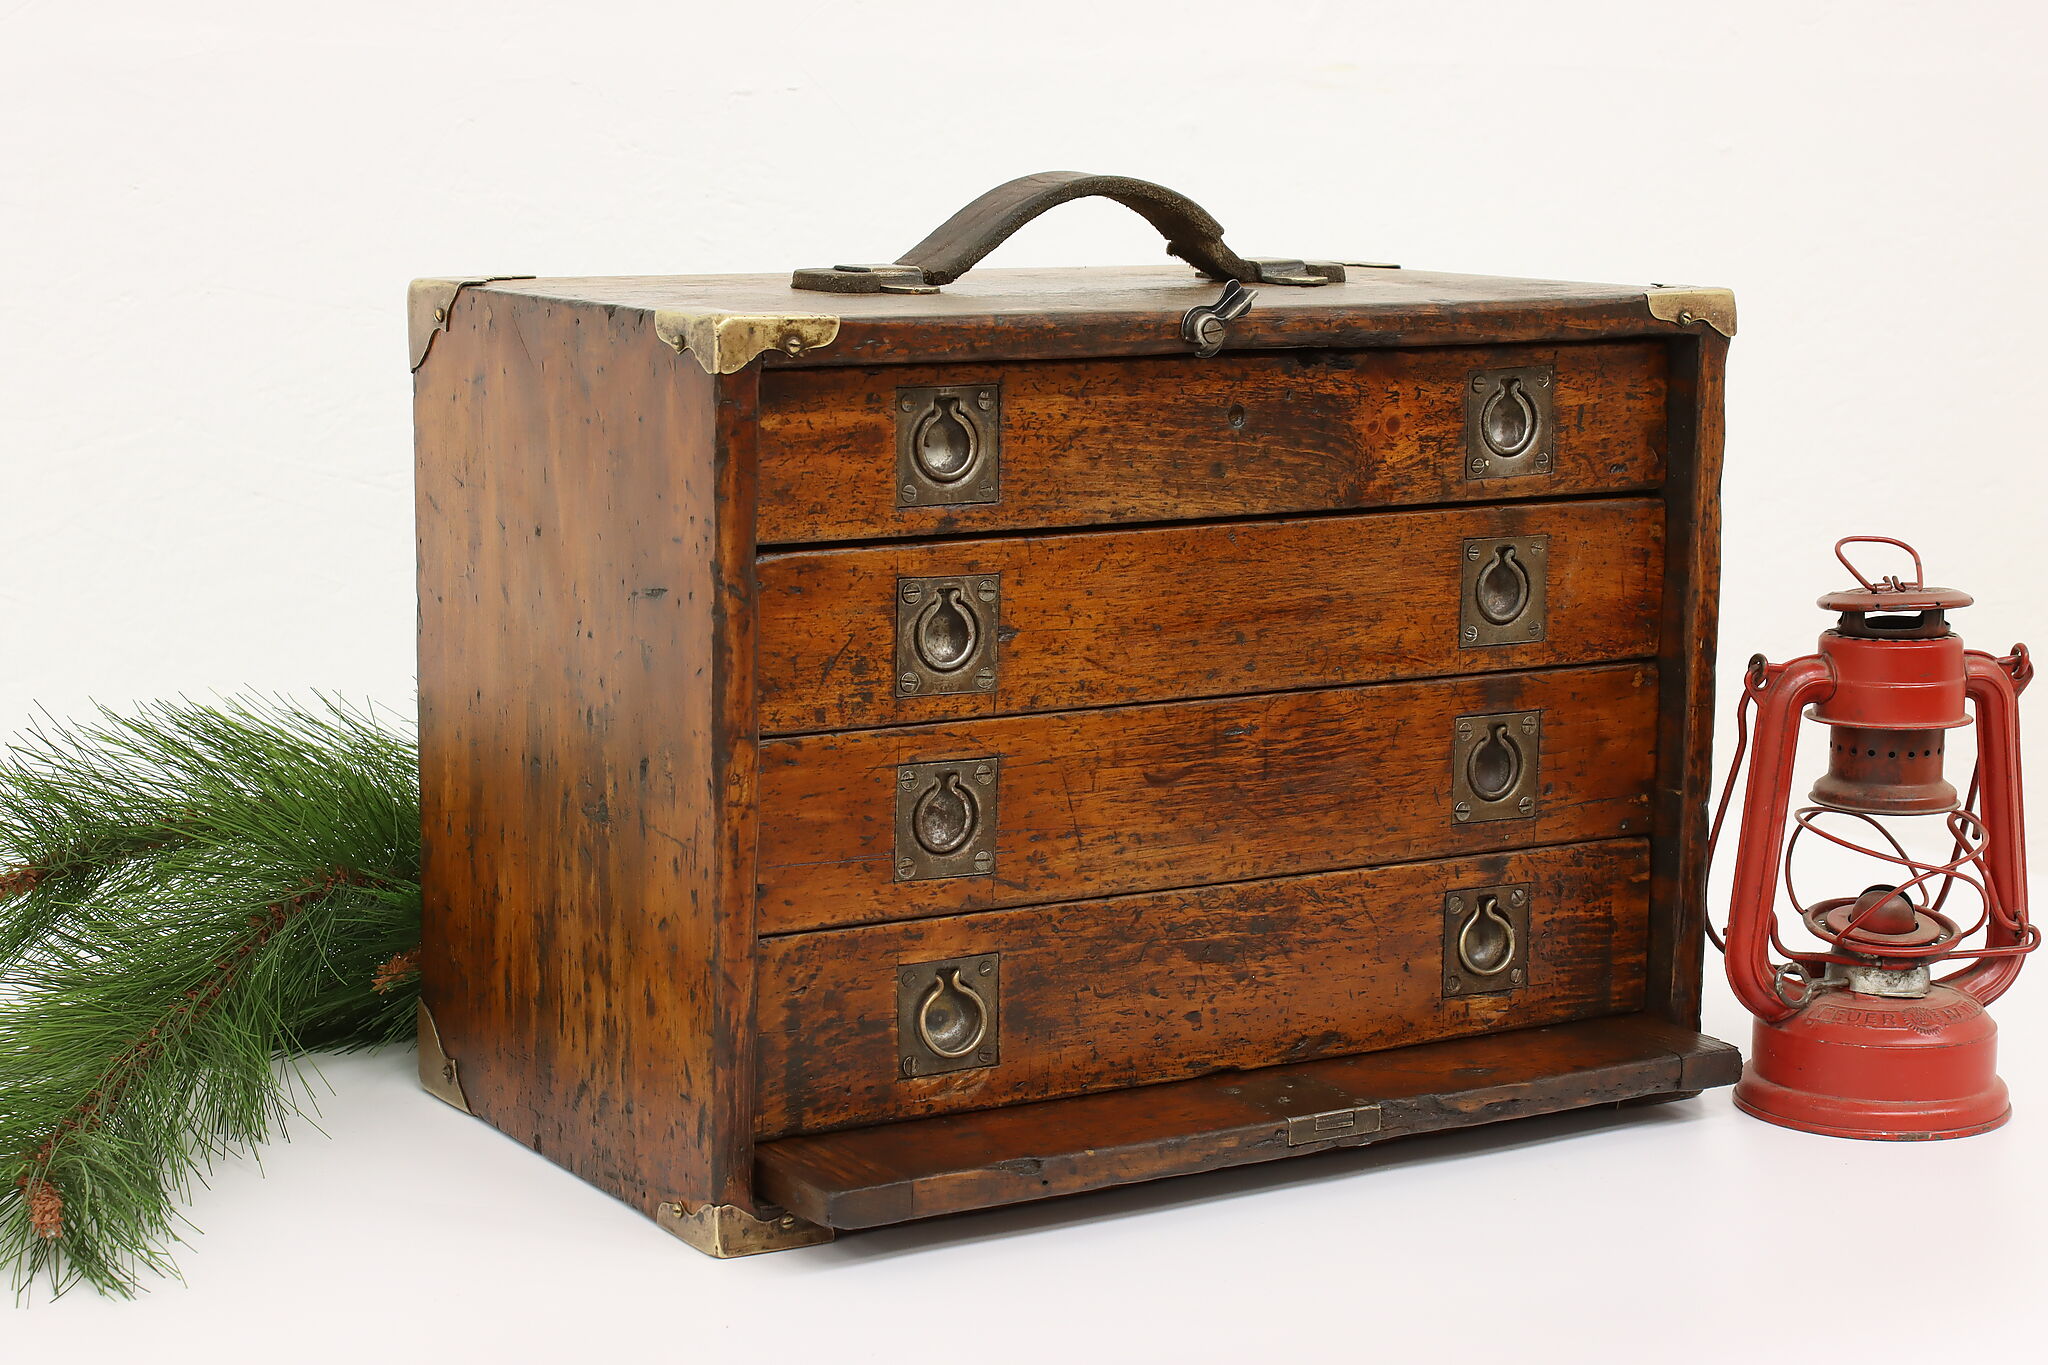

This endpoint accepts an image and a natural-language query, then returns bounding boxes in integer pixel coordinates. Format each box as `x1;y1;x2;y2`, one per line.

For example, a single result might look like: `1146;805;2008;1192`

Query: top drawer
756;340;1668;544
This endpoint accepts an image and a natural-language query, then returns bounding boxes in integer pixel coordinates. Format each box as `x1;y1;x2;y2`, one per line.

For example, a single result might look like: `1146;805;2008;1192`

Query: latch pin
1181;279;1258;358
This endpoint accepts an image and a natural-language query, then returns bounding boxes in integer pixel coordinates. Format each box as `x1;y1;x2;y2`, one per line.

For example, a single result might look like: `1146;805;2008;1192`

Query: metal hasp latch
1285;1105;1383;1146
897;954;1001;1077
1181;279;1257;358
895;757;1000;882
1451;710;1541;824
1460;535;1549;647
1443;883;1533;998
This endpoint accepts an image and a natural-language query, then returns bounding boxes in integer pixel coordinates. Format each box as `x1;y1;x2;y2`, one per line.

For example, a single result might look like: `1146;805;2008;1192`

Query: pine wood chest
412;174;1742;1256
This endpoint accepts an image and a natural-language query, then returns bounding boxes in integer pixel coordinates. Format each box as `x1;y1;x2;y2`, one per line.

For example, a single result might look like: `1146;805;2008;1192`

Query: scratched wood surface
757;663;1657;933
414;287;762;1219
482;266;1701;368
756;497;1664;735
755;839;1650;1138
756;340;1667;543
756;1014;1742;1228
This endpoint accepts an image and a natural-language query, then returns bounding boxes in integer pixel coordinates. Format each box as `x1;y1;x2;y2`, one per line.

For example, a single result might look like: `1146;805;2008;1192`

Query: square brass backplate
1459;535;1549;648
896;575;1000;697
1451;710;1540;824
1463;364;1555;480
1443;883;1532;998
896;383;1001;508
897;954;1000;1078
894;757;999;881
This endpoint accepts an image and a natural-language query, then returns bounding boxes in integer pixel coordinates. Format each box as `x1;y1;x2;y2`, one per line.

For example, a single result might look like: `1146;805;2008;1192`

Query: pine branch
0;696;423;1298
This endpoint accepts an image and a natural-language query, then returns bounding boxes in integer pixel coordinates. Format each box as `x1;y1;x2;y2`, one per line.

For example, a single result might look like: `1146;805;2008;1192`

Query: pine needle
0;696;422;1298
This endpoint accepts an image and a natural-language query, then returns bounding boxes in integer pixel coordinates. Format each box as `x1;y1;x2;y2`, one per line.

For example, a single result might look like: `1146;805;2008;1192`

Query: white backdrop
3;1;2045;1358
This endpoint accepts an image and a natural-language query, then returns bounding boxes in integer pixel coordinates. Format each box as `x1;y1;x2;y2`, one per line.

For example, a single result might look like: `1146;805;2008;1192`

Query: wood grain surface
755;839;1650;1137
756;1013;1741;1228
757;663;1657;933
756;340;1667;543
482;267;1707;368
415;287;763;1218
757;497;1664;735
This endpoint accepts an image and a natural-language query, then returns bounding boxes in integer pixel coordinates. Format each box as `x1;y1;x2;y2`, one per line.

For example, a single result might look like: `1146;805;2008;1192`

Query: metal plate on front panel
1451;709;1540;824
897;953;1000;1078
1463;364;1555;480
894;757;999;881
1443;883;1532;998
896;575;1000;697
1459;535;1548;648
896;384;1000;507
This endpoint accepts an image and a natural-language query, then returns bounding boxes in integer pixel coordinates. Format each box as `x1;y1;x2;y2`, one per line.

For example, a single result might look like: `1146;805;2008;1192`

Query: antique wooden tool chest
411;172;1742;1256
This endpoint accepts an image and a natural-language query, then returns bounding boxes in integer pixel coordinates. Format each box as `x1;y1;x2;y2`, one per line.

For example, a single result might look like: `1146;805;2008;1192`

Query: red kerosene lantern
1714;537;2038;1138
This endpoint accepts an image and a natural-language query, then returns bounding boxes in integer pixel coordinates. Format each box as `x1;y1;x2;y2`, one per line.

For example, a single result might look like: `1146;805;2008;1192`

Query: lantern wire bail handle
1834;535;1925;593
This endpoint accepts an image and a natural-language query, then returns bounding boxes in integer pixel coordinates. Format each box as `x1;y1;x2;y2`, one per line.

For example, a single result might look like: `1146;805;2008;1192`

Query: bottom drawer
755;838;1649;1139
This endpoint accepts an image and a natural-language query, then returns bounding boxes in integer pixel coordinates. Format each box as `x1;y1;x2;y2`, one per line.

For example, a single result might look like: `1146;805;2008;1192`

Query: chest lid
412;171;1733;375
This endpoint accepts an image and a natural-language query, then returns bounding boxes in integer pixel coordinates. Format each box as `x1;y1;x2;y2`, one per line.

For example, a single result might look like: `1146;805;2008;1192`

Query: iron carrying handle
791;171;1345;294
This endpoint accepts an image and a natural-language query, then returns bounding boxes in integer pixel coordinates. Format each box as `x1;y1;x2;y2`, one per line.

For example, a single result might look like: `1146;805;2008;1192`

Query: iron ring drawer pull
916;969;991;1058
1456;894;1518;977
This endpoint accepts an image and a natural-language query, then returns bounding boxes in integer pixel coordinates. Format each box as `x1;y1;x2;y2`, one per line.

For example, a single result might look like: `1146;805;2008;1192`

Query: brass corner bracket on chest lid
1644;286;1737;338
652;308;842;374
408;276;536;370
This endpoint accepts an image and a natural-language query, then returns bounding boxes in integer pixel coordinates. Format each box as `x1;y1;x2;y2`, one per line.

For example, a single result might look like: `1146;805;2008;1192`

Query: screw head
1528;622;1544;638
978;959;994;975
1453;802;1472;822
899;398;916;413
977;1049;995;1064
977;390;995;410
1509;887;1527;906
1510;968;1524;985
973;851;994;867
899;673;921;693
901;484;919;502
900;583;924;603
902;1057;919;1077
1446;977;1462;992
1462;625;1480;643
976;580;998;601
1518;796;1535;814
1466;545;1482;561
1471;376;1487;392
896;858;915;877
974;764;993;784
1447;896;1465;913
974;668;996;691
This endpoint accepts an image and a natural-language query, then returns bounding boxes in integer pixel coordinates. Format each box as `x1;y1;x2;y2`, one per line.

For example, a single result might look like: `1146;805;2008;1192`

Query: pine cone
24;1178;63;1241
372;950;421;995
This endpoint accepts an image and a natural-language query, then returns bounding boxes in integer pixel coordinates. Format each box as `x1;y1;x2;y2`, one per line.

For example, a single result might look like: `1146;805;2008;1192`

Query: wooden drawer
756;839;1650;1138
756;341;1668;544
757;497;1663;735
758;663;1655;933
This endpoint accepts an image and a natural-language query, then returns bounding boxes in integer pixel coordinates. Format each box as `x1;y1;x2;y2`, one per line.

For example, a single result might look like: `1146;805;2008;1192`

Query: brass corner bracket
416;1001;473;1114
408;276;535;371
651;309;842;375
654;1200;835;1258
1644;286;1737;338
